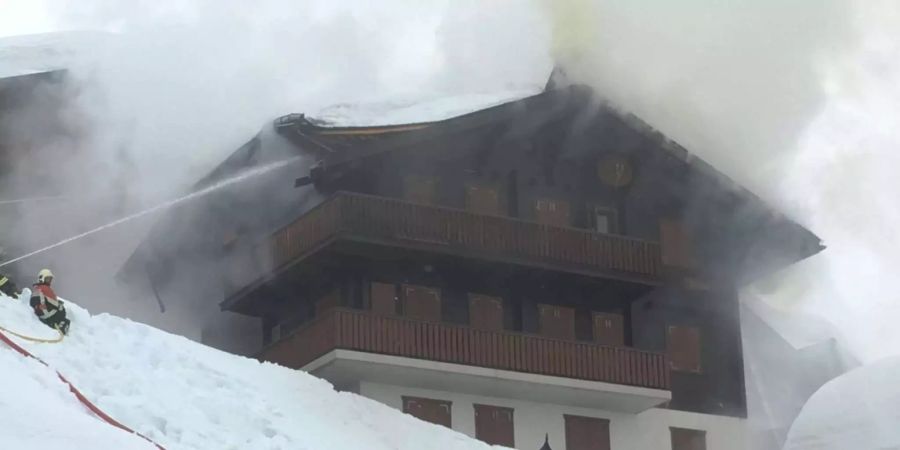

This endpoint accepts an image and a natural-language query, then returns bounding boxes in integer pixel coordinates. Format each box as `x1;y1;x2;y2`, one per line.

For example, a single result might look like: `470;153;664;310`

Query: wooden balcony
261;308;671;391
268;191;661;283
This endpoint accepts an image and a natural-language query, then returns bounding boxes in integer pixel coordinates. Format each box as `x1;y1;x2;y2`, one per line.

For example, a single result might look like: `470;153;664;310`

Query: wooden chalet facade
121;80;822;450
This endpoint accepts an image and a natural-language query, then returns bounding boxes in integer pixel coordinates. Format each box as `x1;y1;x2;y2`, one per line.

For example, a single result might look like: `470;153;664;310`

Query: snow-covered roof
0;31;103;80
307;87;542;128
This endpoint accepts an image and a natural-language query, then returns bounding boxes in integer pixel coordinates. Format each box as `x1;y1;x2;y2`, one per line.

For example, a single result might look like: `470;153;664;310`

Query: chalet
120;73;823;450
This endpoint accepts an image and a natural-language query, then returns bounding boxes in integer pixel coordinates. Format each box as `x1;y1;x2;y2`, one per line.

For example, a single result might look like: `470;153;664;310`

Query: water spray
0;157;299;269
0;196;67;206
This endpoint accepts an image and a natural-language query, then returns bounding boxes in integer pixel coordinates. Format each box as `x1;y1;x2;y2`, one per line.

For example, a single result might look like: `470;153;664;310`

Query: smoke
0;0;553;336
5;0;898;412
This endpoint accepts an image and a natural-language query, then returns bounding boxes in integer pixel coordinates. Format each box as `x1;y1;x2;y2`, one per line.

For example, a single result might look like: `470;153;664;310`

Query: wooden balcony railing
270;191;661;280
261;308;671;391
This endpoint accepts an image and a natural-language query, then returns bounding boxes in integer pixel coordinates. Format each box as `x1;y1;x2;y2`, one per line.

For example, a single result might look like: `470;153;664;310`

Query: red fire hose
0;329;167;450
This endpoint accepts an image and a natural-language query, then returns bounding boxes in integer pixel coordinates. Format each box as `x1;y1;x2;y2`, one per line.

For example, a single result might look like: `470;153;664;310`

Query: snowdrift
0;291;499;449
784;356;900;450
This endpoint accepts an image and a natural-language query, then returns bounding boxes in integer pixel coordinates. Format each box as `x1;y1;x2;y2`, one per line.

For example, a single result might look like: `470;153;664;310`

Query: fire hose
0;325;64;343
0;329;166;450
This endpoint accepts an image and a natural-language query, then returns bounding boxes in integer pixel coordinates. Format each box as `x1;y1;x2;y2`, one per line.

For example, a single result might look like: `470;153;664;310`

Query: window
404;176;437;205
315;289;340;316
403;284;442;322
592;312;624;346
564;415;610;450
538;304;576;340
474;404;515;447
370;282;397;316
469;294;504;330
534;199;570;226
403;396;451;428
667;325;702;373
659;219;694;269
589;206;617;234
671;427;706;450
465;184;501;215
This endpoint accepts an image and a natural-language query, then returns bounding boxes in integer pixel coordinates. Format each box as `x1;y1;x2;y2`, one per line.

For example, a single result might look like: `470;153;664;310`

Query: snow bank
784;356;900;450
0;291;499;449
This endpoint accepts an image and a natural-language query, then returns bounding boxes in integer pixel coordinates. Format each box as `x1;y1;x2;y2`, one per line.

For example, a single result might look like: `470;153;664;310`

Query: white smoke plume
0;0;552;334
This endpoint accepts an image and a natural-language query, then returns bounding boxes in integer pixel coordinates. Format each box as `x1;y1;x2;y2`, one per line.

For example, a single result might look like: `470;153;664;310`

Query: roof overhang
304;349;671;414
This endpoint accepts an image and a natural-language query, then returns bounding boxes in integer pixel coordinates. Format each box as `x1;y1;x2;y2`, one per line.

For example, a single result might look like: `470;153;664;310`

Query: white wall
359;382;747;450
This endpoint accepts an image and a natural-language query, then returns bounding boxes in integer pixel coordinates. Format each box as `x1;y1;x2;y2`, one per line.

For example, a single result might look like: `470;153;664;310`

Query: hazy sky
0;1;56;37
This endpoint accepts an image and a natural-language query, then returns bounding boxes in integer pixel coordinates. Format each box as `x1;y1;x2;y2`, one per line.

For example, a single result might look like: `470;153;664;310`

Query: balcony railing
269;191;661;280
261;308;671;391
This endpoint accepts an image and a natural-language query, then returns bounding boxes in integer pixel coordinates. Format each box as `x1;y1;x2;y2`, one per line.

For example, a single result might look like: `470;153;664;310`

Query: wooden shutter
564;415;610;450
538;304;576;340
465;185;501;215
315;289;340;316
592;312;624;346
671;427;707;450
469;294;504;331
534;199;571;227
403;396;452;428
403;284;442;322
660;219;694;268
370;282;397;316
667;325;702;373
404;176;437;204
474;404;515;447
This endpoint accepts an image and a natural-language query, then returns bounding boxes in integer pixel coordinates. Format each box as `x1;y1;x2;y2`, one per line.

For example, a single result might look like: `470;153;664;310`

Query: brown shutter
465;185;501;215
468;294;504;330
404;176;437;204
671;427;707;450
370;282;397;316
667;325;702;373
564;415;610;450
403;396;452;428
474;404;515;447
592;312;624;346
403;284;442;322
315;289;341;316
534;199;571;227
660;219;694;268
538;304;576;340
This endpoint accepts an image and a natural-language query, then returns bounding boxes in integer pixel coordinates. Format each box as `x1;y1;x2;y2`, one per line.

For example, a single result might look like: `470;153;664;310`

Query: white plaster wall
359;382;747;450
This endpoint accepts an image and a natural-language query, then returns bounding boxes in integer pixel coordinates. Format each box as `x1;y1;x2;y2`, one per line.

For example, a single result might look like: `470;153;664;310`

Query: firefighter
30;269;70;334
0;272;19;299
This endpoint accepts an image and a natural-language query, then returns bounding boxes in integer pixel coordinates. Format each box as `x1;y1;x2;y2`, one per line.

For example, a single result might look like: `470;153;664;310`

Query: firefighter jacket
30;283;64;319
0;274;17;298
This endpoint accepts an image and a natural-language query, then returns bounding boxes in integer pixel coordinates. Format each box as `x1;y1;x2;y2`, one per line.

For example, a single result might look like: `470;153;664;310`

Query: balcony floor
305;349;671;414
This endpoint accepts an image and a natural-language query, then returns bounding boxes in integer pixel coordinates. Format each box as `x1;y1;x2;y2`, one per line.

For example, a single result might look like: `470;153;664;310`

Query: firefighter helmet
38;268;54;283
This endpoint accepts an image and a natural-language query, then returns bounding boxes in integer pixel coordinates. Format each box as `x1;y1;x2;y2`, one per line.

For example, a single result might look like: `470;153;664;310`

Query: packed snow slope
0;291;500;449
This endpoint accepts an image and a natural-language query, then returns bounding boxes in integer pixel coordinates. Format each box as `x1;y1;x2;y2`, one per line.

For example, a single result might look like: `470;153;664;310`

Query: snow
307;88;542;128
0;291;500;449
784;356;900;450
